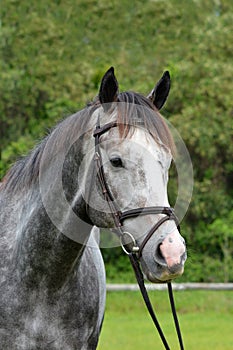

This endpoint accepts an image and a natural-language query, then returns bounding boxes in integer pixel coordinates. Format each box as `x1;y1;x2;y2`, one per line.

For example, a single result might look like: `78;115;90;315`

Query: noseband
93;118;184;350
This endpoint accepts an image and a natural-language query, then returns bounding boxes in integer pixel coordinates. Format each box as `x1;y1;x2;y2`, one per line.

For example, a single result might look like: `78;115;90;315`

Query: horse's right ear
99;67;119;107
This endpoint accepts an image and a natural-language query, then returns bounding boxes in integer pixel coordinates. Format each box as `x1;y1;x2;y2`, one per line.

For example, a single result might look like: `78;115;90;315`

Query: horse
0;67;187;349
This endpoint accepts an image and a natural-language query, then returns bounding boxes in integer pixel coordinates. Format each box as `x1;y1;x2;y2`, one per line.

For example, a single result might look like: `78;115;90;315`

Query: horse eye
110;157;123;168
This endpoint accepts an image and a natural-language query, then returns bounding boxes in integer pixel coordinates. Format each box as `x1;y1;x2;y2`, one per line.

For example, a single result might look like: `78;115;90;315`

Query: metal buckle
120;232;140;255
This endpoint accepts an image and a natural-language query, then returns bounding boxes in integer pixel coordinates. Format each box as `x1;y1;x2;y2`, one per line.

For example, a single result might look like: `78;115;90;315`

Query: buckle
120;232;139;255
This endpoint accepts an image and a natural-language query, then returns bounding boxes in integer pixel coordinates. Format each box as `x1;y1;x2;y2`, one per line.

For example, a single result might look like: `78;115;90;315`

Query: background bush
1;0;233;282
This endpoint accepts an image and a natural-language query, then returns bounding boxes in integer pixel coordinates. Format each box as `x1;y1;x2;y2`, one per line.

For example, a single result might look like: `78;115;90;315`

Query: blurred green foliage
1;0;233;281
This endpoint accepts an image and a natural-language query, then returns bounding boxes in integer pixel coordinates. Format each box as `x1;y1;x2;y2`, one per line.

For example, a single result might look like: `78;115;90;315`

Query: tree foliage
1;0;233;281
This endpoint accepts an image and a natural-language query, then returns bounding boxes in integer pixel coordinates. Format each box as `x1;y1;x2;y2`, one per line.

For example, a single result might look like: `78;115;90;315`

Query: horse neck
3;152;93;295
6;186;85;293
1;109;97;293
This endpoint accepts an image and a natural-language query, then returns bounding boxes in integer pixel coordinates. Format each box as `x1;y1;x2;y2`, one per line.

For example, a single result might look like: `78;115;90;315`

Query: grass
97;290;233;350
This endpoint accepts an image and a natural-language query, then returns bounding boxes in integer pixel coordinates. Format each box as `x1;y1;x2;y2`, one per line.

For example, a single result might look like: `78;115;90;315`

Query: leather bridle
93;120;180;255
93;118;184;350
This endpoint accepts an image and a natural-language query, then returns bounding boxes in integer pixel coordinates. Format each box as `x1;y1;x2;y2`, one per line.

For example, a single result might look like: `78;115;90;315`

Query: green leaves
1;0;233;281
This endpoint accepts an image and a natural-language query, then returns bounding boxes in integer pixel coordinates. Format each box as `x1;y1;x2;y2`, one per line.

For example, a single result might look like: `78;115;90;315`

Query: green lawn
97;290;233;350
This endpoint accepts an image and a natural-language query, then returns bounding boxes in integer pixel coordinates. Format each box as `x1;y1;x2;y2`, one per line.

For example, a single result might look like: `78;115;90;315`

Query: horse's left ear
148;71;171;110
99;67;119;106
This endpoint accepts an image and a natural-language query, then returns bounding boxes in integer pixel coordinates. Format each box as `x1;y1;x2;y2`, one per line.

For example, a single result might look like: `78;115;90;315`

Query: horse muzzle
144;230;187;282
158;230;187;269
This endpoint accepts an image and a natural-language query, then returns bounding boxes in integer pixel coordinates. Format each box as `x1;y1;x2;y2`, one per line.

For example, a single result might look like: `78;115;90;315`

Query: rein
93;119;184;350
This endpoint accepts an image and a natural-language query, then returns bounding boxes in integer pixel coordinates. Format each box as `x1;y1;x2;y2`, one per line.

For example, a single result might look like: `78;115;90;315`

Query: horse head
80;67;186;283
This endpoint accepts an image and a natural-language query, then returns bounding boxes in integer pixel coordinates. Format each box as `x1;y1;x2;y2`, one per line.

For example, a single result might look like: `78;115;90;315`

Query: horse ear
148;71;171;110
99;67;119;106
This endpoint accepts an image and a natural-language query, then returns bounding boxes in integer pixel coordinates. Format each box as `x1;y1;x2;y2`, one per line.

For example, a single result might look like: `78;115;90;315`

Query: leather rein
93;119;184;350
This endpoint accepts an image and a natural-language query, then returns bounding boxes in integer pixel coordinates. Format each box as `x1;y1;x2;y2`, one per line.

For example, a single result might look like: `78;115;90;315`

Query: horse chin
142;264;184;284
145;271;166;283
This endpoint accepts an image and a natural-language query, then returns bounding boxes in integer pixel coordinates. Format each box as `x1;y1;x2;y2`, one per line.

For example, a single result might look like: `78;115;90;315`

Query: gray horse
0;68;186;349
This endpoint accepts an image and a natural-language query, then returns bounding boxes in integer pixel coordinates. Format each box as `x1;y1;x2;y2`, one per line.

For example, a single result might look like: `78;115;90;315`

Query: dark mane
1;91;174;194
1;140;47;193
1;108;95;194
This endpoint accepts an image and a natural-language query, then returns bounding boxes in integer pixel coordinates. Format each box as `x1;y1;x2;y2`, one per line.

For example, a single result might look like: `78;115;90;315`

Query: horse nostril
154;243;167;267
158;243;164;259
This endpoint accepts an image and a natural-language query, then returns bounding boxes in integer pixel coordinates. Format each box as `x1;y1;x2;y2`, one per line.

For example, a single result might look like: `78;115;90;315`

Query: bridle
93;118;184;350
